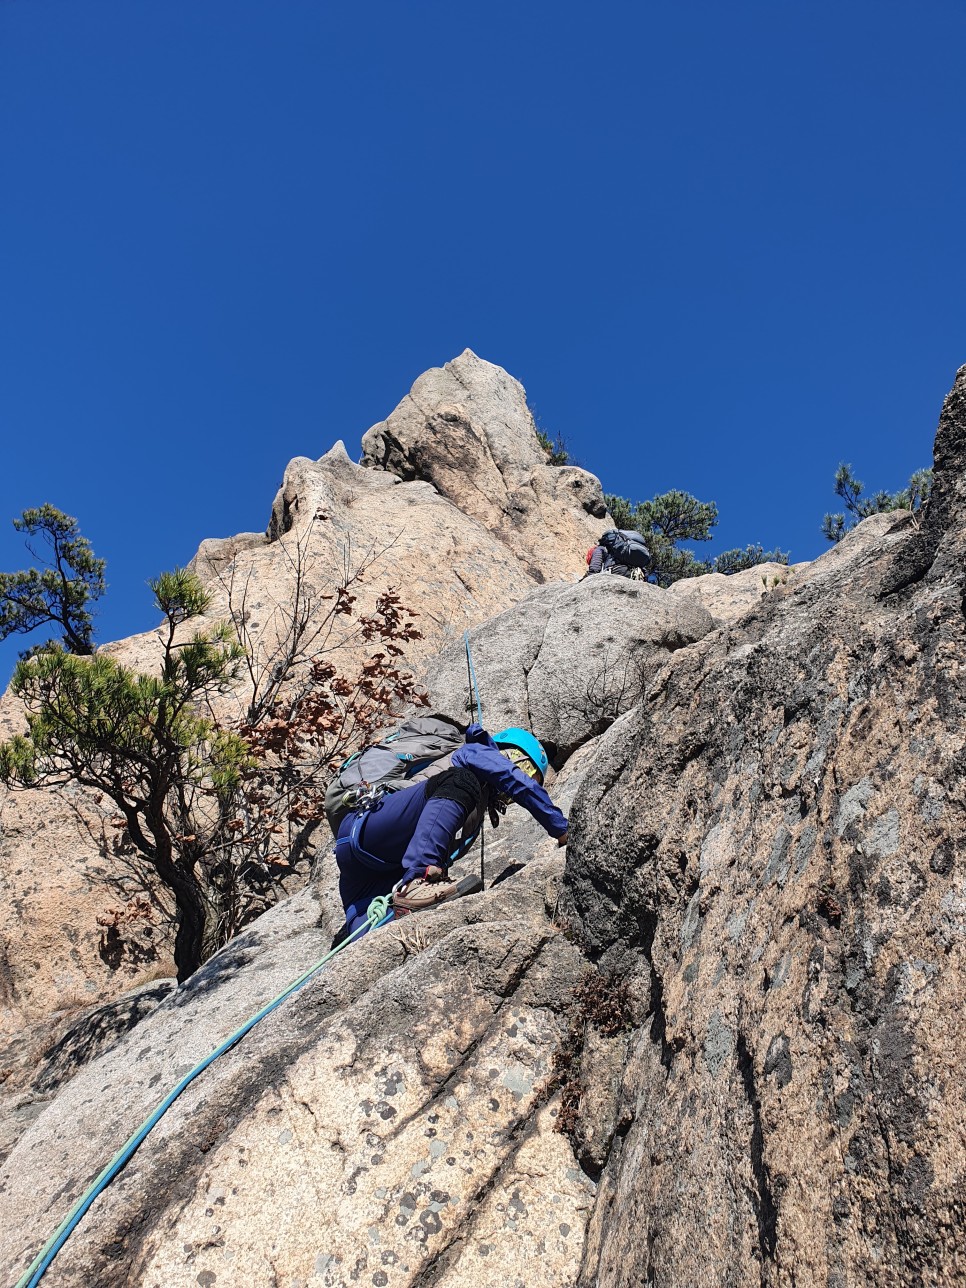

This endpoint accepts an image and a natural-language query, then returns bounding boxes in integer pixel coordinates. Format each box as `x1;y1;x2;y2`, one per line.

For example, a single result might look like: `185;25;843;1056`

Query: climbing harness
14;895;394;1288
333;785;391;873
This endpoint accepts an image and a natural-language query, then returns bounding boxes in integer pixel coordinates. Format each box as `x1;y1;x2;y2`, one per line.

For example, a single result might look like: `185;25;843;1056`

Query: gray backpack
600;528;652;571
324;715;466;834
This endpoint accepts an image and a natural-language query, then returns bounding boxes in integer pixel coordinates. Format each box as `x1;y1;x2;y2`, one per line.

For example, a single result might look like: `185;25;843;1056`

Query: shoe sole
393;873;484;916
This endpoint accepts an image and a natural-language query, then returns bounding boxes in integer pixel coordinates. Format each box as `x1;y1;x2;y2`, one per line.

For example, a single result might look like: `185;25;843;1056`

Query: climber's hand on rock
557;831;569;847
424;865;445;881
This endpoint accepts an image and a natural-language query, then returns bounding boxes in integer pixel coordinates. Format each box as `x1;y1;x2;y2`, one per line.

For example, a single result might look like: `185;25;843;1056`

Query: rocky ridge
0;352;605;1038
1;359;963;1286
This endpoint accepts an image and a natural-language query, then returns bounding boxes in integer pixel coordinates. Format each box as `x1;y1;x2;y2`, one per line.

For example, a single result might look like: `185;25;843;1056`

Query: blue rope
16;897;394;1288
463;631;487;889
464;630;483;725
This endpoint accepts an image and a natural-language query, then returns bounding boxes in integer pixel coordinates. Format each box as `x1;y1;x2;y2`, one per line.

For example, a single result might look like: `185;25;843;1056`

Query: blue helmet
492;727;549;783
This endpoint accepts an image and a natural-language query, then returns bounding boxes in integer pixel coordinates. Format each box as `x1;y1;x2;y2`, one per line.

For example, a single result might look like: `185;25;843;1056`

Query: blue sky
1;0;963;678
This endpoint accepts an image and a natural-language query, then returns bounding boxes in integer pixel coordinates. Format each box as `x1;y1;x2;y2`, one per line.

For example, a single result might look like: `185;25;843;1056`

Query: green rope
16;894;393;1288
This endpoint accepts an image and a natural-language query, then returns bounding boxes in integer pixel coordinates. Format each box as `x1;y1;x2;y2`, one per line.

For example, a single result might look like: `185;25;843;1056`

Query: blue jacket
337;723;567;882
334;724;568;935
452;724;568;838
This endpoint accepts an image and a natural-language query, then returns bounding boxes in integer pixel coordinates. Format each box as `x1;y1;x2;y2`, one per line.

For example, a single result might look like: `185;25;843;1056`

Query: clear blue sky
1;0;964;679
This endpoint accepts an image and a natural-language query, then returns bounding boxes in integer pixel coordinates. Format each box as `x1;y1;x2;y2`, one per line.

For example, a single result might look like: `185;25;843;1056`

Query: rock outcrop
0;354;603;1039
423;574;714;760
665;559;809;624
565;369;966;1285
360;349;608;583
2;359;964;1288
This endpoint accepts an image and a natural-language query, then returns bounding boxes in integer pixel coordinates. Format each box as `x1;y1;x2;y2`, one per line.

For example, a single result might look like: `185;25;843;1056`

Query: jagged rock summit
0;353;606;1041
2;359;964;1288
360;349;609;583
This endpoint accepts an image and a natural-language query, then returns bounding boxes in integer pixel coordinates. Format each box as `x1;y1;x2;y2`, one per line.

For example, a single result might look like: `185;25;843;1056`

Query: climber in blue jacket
333;724;568;940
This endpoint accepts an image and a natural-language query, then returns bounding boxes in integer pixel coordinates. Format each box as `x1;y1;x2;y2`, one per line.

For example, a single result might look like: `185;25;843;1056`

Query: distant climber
585;528;652;579
332;724;568;942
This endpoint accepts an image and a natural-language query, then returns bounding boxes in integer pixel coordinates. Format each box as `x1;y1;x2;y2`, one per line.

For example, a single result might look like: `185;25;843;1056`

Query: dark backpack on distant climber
324;715;467;834
600;528;652;572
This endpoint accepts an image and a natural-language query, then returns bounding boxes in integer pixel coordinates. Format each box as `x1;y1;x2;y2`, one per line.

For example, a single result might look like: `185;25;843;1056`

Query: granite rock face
0;978;175;1167
361;349;608;583
423;574;714;760
2;362;965;1288
565;367;966;1285
0;748;601;1288
0;355;599;1038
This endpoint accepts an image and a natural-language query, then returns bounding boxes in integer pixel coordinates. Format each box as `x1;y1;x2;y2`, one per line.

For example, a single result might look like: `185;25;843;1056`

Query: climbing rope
463;631;487;891
15;895;394;1288
463;630;483;726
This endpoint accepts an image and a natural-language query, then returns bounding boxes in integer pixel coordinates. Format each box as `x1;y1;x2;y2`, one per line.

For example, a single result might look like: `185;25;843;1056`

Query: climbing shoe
392;873;483;916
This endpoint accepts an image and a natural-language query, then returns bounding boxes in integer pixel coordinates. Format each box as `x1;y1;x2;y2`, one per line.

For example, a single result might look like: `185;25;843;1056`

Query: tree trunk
154;851;208;982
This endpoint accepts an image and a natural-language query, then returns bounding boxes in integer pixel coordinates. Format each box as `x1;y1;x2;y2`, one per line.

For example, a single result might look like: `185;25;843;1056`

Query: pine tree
603;490;789;584
536;428;572;465
822;464;933;543
0;540;426;981
0;505;106;654
711;544;789;575
0;568;248;980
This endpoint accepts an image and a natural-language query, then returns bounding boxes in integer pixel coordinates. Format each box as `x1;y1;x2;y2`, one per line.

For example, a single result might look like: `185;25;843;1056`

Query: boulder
423;574;715;760
665;560;809;624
